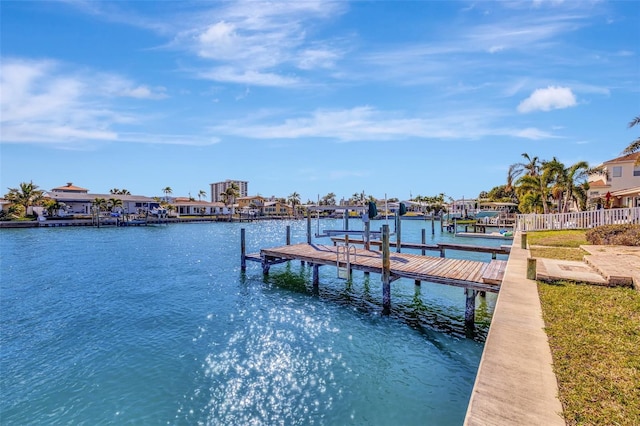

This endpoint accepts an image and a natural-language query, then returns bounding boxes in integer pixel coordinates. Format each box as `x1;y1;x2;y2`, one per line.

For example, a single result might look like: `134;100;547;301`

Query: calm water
1;219;504;425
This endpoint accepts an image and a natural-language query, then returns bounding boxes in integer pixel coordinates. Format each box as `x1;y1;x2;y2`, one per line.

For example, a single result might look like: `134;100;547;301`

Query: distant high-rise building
210;180;248;203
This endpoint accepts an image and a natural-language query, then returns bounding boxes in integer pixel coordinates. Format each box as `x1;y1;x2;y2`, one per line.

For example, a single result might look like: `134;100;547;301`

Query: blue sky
1;0;638;203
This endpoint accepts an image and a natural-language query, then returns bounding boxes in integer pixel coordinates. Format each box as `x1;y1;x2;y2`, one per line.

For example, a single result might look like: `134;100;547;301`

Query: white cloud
517;86;577;113
0;57;208;146
198;67;299;87
210;106;557;142
172;1;347;86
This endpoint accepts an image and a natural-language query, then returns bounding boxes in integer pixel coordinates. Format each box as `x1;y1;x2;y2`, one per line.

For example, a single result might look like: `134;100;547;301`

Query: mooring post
431;216;435;235
396;214;401;253
240;228;246;271
465;288;476;329
527;257;537;280
521;232;528;249
344;208;349;231
421;229;426;256
382;224;391;315
286;225;291;245
364;220;370;251
306;212;312;244
312;263;319;293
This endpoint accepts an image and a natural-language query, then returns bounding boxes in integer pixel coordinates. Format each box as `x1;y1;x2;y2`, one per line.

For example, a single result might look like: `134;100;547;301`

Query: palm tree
622;115;640;165
288;191;301;217
321;192;336;205
560;161;590;212
42;198;61;217
224;183;239;206
198;190;207;202
92;198;107;212
507;153;541;193
108;198;123;212
162;186;172;202
4;181;44;217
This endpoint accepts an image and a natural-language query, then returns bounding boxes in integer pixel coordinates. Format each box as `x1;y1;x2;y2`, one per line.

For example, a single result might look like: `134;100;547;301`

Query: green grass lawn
538;282;640;425
528;230;589;261
532;230;640;425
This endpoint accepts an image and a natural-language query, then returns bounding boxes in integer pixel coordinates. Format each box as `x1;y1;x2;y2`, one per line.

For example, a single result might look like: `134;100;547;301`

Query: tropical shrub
585;224;640;246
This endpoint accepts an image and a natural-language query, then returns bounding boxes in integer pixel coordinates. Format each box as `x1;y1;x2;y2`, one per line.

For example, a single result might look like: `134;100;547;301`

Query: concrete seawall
464;232;565;425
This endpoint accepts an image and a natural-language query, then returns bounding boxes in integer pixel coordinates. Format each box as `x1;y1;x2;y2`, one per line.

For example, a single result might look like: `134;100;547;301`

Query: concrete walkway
534;245;640;289
464;233;565;426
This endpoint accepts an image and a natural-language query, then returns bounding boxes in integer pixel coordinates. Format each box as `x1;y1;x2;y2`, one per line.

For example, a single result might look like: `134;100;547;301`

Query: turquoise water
1;219;504;425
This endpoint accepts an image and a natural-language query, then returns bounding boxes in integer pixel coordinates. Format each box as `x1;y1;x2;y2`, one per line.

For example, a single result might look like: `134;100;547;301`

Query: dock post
344;208;349;231
431;217;435;235
396;214;401;253
421;229;426;255
382;224;391;315
286;225;291;245
306;212;312;244
312;263;319;293
364;220;370;251
521;232;528;249
527;258;537;280
465;288;476;329
240;228;246;271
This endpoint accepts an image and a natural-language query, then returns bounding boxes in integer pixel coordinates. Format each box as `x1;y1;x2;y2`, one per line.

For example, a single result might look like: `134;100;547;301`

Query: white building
210;180;248;203
588;153;640;208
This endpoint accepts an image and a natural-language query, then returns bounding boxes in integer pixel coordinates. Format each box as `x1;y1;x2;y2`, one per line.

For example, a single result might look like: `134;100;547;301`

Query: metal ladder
336;242;357;279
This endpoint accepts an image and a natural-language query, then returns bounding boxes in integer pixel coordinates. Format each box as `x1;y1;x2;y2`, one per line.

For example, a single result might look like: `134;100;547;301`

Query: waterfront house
46;183;160;216
588;153;640;208
171;197;226;216
237;195;293;217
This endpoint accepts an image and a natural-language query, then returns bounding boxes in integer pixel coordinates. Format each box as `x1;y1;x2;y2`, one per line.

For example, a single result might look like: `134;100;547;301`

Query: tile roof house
588;153;640;208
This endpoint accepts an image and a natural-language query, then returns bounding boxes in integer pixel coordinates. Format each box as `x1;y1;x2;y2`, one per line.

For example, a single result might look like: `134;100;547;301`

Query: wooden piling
286;225;291;245
431;216;435;235
306;213;312;244
465;288;476;329
527;257;537;280
312;263;319;292
240;228;246;271
396;214;401;253
421;229;426;256
521;232;528;249
364;220;370;251
382;224;391;315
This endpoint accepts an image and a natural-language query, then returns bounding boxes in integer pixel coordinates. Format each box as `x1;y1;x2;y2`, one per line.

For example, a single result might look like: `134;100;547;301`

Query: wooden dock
245;243;505;293
240;224;508;328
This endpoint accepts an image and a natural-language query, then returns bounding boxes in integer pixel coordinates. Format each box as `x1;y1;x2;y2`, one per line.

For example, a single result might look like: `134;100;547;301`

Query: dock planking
247;243;504;293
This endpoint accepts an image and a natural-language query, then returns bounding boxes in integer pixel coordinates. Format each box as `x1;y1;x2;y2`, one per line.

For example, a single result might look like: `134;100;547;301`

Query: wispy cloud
0;57;211;146
171;1;348;87
517;86;577;113
210;106;556;142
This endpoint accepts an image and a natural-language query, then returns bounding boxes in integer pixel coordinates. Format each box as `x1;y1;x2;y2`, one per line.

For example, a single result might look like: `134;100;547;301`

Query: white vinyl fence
515;207;640;232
